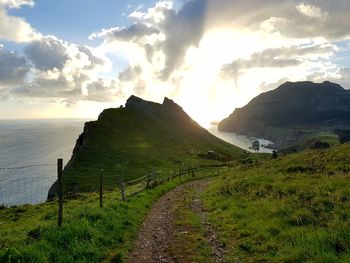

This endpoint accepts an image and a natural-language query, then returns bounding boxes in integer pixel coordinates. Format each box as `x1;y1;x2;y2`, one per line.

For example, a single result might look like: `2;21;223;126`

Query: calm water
0;119;89;206
208;125;274;154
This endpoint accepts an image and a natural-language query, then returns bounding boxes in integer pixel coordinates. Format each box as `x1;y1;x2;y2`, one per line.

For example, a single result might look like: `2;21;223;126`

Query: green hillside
58;96;248;193
200;143;350;262
1;130;350;262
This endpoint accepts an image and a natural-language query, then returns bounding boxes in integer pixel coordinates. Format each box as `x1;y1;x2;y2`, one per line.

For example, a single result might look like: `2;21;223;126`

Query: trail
127;179;226;263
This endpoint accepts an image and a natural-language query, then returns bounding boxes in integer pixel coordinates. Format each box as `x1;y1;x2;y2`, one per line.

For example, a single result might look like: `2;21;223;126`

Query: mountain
218;81;350;148
52;95;246;194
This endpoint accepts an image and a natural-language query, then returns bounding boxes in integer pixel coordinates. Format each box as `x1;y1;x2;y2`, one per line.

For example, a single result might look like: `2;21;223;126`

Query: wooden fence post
99;170;103;208
120;170;127;202
146;172;151;189
57;158;63;227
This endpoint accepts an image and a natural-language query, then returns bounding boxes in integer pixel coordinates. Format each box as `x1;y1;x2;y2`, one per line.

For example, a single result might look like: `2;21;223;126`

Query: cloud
2;0;350;122
195;1;350;40
1;34;113;103
0;7;40;42
10;73;84;100
85;78;118;102
0;46;30;86
335;68;350;89
0;0;34;9
296;3;328;20
221;44;337;79
93;0;350;83
118;65;142;82
24;37;69;71
94;0;206;80
90;23;160;42
77;45;105;70
156;0;207;79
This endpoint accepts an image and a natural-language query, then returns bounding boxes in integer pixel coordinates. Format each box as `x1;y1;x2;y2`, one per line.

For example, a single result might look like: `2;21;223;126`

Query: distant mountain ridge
218;81;350;148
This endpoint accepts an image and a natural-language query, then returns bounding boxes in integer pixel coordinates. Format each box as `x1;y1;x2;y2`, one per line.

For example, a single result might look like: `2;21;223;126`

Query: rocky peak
125;95;159;115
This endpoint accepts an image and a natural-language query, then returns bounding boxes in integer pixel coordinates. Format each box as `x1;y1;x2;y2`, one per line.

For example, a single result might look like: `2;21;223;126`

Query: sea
208;125;274;154
0;119;89;206
0;120;273;207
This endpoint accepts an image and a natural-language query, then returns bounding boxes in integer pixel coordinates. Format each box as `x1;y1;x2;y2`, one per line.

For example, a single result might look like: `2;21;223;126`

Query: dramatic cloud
1;35;113;104
221;44;337;79
156;0;206;79
94;0;206;80
205;0;350;40
11;73;84;99
118;65;142;82
85;79;118;102
2;0;350;123
0;8;40;42
25;37;69;71
0;46;30;86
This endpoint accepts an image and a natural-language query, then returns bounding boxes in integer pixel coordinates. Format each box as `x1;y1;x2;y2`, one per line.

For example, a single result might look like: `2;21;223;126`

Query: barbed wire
0;163;56;170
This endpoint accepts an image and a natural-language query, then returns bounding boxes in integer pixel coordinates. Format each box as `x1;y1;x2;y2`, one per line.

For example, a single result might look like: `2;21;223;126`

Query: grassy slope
63;99;249;191
281;131;340;153
0;176;207;262
202;143;350;262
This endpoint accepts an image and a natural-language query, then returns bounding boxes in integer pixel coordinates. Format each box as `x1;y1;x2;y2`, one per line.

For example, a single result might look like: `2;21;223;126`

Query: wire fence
0;159;227;226
0;163;56;206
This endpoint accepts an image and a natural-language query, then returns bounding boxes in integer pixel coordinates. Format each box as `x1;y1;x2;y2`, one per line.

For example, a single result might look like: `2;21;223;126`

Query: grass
0;168;222;263
201;143;350;262
281;131;340;153
171;184;212;262
0;178;185;262
2;140;350;262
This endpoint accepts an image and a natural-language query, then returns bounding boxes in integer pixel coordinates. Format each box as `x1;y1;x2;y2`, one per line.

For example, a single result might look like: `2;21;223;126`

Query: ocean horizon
0;119;90;206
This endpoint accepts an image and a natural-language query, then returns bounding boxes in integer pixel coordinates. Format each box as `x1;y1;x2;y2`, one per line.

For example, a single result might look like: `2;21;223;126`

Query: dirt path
127;179;225;263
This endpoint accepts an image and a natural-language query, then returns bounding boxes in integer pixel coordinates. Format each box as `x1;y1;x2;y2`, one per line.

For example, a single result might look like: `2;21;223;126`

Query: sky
0;0;350;127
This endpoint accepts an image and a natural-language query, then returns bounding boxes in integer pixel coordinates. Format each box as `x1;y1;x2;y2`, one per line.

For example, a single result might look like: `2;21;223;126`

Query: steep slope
63;96;246;185
219;81;350;148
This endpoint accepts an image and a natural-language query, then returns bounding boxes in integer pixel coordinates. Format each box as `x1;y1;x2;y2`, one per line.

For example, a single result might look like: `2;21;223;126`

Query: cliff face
218;81;350;143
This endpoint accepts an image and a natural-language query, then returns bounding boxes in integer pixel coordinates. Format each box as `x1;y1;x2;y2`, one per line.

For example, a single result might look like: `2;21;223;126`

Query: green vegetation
4;96;350;262
201;143;350;262
62;97;248;192
171;184;213;262
0;178;194;262
281;131;340;154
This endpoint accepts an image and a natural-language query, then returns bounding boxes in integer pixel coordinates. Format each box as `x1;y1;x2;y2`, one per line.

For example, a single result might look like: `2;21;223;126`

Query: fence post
99;170;103;208
146;172;151;189
57;158;63;227
120;170;127;202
